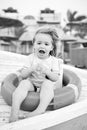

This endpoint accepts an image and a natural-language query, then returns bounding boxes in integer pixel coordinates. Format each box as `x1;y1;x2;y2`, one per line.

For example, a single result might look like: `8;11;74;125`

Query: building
19;15;38;55
37;8;61;28
0;8;64;56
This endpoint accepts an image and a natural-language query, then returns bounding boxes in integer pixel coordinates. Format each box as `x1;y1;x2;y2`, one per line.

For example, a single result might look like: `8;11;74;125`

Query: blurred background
0;0;87;68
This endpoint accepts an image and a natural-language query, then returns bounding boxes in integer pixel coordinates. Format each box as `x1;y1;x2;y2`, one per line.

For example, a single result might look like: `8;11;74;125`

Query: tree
67;9;86;22
66;9;87;36
67;10;77;22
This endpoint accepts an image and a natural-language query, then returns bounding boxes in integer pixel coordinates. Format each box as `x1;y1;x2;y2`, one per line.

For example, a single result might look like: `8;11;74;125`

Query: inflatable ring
1;68;82;111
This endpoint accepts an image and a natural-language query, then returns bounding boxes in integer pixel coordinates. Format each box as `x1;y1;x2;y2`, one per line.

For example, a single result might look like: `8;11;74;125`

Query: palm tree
66;9;87;36
67;10;77;22
67;9;86;22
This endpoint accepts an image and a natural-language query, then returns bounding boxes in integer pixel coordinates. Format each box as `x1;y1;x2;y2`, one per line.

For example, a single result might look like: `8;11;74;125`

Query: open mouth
39;49;45;54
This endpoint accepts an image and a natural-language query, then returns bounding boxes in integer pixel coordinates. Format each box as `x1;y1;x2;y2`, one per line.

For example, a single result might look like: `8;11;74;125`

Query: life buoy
1;68;82;111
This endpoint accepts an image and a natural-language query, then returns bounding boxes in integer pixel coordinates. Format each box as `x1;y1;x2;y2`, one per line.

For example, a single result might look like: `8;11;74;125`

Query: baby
9;26;63;122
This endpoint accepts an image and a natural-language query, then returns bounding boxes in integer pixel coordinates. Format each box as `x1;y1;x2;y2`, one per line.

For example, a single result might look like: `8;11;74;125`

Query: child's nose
40;43;45;47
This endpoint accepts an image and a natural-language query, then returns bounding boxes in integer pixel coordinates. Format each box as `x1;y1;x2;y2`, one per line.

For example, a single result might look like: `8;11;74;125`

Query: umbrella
61;34;77;42
67;21;81;26
0;17;23;27
65;38;87;44
3;7;18;13
19;26;36;41
80;19;87;24
67;20;87;28
0;36;18;41
76;38;87;43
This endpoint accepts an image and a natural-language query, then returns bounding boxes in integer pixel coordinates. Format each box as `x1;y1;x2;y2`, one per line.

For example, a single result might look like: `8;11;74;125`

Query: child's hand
31;65;37;73
36;64;48;75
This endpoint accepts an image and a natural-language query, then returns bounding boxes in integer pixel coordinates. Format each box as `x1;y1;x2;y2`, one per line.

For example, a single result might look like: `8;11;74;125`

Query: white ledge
1;99;87;130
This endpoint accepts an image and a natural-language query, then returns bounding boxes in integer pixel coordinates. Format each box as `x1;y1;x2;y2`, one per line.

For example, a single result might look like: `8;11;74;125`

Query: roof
61;34;77;42
19;27;36;41
0;17;23;27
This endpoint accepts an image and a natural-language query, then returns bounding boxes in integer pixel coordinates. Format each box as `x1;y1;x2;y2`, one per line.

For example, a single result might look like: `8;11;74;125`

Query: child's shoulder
51;56;63;63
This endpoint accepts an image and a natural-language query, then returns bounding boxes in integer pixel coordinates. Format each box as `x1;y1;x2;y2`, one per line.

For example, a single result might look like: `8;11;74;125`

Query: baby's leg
26;79;54;117
9;79;34;122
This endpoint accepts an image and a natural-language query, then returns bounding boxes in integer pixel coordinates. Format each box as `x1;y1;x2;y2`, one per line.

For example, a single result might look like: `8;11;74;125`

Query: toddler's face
33;33;53;59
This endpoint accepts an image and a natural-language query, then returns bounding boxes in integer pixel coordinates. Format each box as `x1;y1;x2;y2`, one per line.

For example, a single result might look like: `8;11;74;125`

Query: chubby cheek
51;45;53;51
48;46;53;53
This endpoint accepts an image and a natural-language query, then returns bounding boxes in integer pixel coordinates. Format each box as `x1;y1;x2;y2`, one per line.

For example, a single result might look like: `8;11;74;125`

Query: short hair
33;26;59;56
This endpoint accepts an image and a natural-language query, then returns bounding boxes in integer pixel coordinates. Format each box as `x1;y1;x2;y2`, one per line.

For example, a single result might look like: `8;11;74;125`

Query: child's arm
19;67;32;78
47;58;63;82
16;66;36;79
15;67;32;80
37;64;59;82
39;59;63;82
45;69;59;82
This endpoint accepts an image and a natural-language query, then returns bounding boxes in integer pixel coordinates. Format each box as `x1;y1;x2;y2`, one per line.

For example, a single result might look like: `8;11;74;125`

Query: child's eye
45;43;49;46
37;42;41;45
